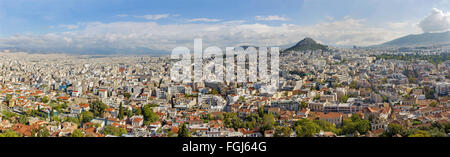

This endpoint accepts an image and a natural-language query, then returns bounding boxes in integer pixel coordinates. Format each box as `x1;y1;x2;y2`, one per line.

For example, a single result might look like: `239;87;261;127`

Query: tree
36;126;50;137
427;127;446;137
262;113;275;131
342;119;357;135
2;111;17;121
342;114;370;135
338;95;349;103
70;129;85;137
223;113;234;128
444;123;450;134
126;109;133;118
0;130;20;137
101;126;127;136
64;116;81;126
61;102;68;109
238;96;246;102
429;102;438;107
143;104;159;124
258;106;264;118
387;123;405;137
408;130;430;137
313;119;338;133
80;111;94;123
42;96;50;103
274;126;292;137
350;80;357;89
5;94;12;106
355;119;370;134
223;112;242;130
135;108;142;115
313;95;320;101
215;114;224;120
201;113;213;122
299;101;308;110
118;102;124;120
18;115;29;124
178;123;191;137
52;116;61;123
50;108;55;120
350;114;362;122
124;93;131;99
90;100;108;117
243;119;256;129
145;103;159;107
294;119;320;137
231;115;243;130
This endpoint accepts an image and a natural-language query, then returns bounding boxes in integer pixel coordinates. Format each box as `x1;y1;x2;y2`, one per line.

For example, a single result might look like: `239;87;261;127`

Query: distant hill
377;31;450;47
283;37;328;52
1;46;169;56
238;44;293;50
239;45;259;50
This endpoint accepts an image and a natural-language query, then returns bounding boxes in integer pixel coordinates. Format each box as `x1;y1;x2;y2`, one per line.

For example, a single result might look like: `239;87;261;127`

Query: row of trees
381;122;450;137
341;114;371;135
293;118;341;137
101;126;127;136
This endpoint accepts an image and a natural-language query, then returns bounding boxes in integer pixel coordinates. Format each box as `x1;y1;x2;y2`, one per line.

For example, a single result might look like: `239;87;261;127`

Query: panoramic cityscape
0;0;449;138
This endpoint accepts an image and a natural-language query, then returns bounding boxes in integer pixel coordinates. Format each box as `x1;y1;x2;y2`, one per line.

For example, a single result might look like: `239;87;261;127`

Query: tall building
436;82;450;96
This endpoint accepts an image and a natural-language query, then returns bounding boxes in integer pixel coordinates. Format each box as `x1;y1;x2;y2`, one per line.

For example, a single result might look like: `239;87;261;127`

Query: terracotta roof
320;112;342;119
132;118;143;123
79;103;90;108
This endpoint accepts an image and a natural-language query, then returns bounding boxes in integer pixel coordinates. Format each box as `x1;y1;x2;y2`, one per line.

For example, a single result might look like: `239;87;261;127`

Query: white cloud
325;16;334;21
117;14;129;17
388;22;410;29
418;8;450;33
0;17;416;53
58;24;81;30
188;18;222;22
255;15;287;21
135;14;170;20
386;21;421;34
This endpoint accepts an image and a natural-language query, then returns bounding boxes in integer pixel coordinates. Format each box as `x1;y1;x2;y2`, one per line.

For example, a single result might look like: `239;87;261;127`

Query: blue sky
0;0;449;53
0;0;304;35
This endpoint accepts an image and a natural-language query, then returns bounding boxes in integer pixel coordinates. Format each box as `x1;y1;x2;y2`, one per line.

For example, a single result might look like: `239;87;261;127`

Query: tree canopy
90;100;108;117
80;111;94;123
101;126;127;136
143;104;159;125
0;130;20;137
118;102;124;120
342;114;370;135
177;123;191;137
70;129;85;137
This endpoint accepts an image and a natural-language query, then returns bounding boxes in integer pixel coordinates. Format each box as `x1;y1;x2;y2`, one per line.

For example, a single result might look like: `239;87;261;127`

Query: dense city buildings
0;42;448;137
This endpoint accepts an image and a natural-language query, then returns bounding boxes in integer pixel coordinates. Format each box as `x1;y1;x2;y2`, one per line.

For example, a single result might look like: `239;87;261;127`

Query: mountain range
375;31;450;47
2;31;449;55
1;46;169;56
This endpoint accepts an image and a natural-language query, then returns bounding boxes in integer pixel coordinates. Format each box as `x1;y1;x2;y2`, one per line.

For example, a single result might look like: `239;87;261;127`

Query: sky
0;0;449;54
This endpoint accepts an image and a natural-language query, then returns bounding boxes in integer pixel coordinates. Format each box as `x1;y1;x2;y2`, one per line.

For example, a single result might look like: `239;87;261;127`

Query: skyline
0;0;449;54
